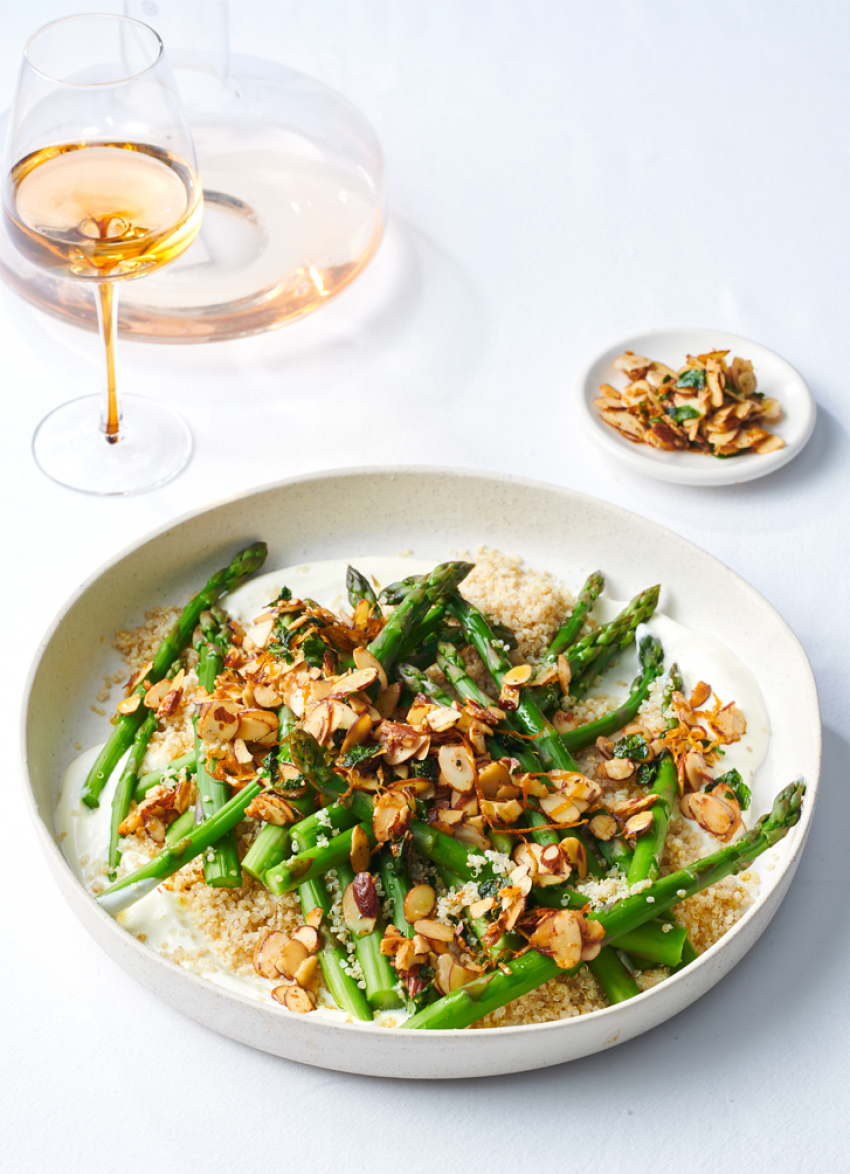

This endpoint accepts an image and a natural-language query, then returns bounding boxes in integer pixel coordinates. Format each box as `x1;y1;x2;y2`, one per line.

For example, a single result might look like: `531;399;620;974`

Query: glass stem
95;282;121;443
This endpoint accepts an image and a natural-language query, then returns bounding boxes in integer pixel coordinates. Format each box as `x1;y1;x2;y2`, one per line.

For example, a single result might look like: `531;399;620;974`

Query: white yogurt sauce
54;555;770;1017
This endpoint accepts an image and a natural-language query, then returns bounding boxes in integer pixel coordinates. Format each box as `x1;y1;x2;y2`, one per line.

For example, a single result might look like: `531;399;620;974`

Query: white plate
575;327;817;486
21;467;820;1078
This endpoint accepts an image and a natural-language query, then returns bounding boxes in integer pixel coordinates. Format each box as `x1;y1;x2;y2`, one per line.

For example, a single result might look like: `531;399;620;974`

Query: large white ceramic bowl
21;467;820;1078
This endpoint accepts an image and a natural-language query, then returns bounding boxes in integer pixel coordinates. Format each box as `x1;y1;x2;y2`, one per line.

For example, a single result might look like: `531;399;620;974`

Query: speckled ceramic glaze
21;468;821;1078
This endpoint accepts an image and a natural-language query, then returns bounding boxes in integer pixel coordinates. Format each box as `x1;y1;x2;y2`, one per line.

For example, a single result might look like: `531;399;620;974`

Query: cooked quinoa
104;549;756;1028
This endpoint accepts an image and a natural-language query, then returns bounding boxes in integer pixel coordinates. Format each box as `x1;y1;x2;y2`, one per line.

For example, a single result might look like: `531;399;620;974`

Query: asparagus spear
561;634;664;752
194;633;243;888
446;600;605;877
378;849;415;936
378;575;424;606
287;729;507;887
292;850;374;1022
96;780;263;915
346;565;377;608
107;709;159;878
265;822;377;894
402;780;804;1029
134;751;196;803
335;860;402;1010
366;561;473;671
565;585;660;682
545;570;605;661
241;704;310;882
587;946;640;1005
81;543;268;809
627;754;678;886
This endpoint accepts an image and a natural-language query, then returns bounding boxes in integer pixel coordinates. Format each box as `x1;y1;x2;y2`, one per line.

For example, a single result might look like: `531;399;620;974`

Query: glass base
32;394;192;495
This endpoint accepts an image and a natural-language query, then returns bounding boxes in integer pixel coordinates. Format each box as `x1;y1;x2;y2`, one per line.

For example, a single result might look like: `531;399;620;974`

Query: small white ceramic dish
21;467;820;1078
575;327;816;486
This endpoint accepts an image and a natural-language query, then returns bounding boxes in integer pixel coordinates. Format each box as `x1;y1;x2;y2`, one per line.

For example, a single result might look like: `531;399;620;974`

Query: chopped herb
411;757;438;781
273;586;293;604
339;743;384;768
713;768;751;811
301;633;327;667
614;733;650;762
675;368;706;390
636;761;660;788
666;404;701;424
477;878;501;899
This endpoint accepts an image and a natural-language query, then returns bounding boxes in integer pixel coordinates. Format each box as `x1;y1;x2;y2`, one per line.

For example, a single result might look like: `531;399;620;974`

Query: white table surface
4;2;847;1170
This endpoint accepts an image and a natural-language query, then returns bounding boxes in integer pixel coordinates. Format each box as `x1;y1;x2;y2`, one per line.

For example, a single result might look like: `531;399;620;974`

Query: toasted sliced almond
588;812;618;841
252;682;281;708
683;749;713;793
426;706;462;733
539;793;581;825
245;792;299;826
502;664;533;687
273;984;316;1014
305;907;323;930
376;682;403;720
116;693;141;715
339;711;373;755
244;616;275;649
598;757;635;781
624;811;655;838
413;918;455;943
238;707;279;744
292;925;320;953
143;679;171;710
350;824;372;873
468;896;496;919
477;760;513;797
403;883;437;923
253;931;290;980
438;743;476;793
275;938;310;980
552;709;576;734
710;702;746;741
530;910;583;970
342;876;379;936
434;954;477;995
334;667;380;697
197;700;241;743
685;791;739;841
353;647;388;691
294;955;319;988
373;791;412;842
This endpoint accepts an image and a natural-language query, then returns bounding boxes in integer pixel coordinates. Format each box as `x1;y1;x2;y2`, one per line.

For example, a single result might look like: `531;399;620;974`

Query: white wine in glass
2;15;203;493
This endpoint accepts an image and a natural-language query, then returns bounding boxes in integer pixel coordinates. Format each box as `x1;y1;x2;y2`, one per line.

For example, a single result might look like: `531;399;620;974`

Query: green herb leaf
713;768;751;811
636;761;660;788
666;404;701;424
339;743;384;768
675;368;706;390
614;733;650;761
301;633;327;668
411;757;438;781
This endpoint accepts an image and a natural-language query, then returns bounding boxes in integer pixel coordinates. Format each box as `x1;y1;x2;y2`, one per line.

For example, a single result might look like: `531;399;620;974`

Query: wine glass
2;14;203;494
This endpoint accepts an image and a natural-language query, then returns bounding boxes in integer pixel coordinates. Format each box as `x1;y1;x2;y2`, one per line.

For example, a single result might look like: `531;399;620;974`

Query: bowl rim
20;463;822;1043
